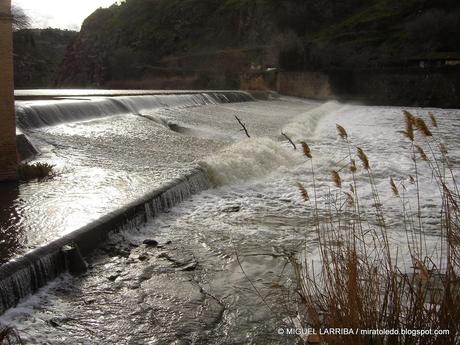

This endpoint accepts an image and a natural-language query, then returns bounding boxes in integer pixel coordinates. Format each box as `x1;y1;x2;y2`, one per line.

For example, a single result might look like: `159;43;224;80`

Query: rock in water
221;206;241;213
62;243;88;275
143;239;159;247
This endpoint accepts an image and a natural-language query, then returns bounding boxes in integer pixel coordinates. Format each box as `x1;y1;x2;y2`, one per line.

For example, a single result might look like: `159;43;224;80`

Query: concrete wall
277;68;460;108
277;71;334;100
0;0;18;181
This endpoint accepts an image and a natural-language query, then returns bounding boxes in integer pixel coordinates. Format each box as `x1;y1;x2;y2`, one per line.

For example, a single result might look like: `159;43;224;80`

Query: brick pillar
0;0;18;181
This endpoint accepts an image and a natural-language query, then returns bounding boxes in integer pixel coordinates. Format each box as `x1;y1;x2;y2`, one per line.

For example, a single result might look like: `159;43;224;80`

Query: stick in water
235;115;251;138
281;132;297;150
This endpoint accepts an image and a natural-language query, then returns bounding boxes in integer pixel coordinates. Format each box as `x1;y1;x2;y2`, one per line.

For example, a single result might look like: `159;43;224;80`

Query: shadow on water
0;183;23;265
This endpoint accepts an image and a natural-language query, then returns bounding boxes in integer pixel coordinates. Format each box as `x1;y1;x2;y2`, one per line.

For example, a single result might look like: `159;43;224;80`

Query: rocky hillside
56;0;460;87
13;29;78;88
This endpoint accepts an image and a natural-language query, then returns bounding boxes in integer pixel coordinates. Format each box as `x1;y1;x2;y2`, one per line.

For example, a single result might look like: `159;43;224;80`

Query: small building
407;52;460;68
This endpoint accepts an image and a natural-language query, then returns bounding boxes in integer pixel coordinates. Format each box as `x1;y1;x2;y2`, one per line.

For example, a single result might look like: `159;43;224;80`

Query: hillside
13;29;78;88
55;0;460;88
303;0;460;69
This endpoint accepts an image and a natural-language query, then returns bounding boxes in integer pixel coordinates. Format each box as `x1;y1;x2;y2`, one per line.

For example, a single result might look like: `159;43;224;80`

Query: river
0;92;459;344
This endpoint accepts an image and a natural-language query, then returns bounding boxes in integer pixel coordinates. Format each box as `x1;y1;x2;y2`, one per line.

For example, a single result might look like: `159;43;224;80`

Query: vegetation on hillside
13;29;78;88
304;0;460;68
33;0;460;86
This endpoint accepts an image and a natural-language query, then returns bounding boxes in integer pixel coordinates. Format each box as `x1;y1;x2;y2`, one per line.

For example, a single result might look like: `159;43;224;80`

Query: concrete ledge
16;129;38;162
0;167;210;314
14;89;254;101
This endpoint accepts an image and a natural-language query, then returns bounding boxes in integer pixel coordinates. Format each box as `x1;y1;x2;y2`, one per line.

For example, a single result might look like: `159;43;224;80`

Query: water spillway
4;93;318;266
2;92;319;315
0;168;210;315
15;91;253;130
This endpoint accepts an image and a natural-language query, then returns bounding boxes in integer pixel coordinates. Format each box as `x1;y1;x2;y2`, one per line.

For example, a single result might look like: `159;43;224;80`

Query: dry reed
0;327;23;344
290;111;460;345
301;141;313;159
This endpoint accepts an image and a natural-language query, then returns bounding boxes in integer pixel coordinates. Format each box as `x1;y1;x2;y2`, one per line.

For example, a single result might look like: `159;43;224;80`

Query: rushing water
1;91;267;263
1;93;459;344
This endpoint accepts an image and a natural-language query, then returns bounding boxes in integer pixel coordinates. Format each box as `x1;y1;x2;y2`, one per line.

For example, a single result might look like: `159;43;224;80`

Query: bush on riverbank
291;112;460;344
18;162;54;181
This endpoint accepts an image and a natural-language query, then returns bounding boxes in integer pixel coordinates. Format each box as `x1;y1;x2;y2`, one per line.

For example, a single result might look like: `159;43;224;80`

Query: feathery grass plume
428;112;438;128
300;141;312;159
390;177;399;197
344;192;354;207
415;145;428;161
336;124;348;140
297;182;310;201
414;117;433;137
357;147;370;170
331;170;342;188
290;117;460;345
0;326;24;344
403;110;415;141
350;159;357;173
440;143;448;155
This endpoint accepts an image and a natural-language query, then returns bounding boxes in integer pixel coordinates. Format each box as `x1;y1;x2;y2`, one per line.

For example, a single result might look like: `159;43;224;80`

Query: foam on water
198;101;344;186
200;137;301;186
281;101;343;142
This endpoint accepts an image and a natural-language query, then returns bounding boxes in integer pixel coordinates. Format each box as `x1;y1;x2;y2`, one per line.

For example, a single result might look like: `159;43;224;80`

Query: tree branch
281;132;297;150
235;115;250;138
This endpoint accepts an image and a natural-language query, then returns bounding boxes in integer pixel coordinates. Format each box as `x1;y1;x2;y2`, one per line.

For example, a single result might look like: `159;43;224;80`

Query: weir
0;167;211;315
15;91;253;130
0;89;283;316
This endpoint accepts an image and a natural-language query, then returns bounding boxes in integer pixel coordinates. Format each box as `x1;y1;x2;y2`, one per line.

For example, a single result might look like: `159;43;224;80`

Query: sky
12;0;122;31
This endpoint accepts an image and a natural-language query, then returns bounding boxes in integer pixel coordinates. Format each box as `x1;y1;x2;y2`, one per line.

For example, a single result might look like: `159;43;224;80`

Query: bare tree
11;5;29;31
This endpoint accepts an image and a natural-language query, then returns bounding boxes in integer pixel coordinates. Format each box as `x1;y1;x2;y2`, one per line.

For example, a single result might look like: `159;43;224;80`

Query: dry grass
0;327;23;344
290;111;460;344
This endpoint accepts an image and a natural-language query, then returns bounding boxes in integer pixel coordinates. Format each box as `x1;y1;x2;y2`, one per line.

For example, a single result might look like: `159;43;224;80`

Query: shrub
18;162;54;181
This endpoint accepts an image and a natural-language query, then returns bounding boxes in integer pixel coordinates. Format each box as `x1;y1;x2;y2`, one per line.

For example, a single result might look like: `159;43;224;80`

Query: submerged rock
142;239;159;247
221;206;241;213
107;274;119;281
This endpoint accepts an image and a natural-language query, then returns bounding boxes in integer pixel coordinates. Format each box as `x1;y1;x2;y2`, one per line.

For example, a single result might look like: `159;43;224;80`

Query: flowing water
1;91;260;262
1;92;459;344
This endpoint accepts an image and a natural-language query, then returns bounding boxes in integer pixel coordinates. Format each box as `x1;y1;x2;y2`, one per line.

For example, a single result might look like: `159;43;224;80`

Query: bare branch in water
235;115;251;138
281;132;297;150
